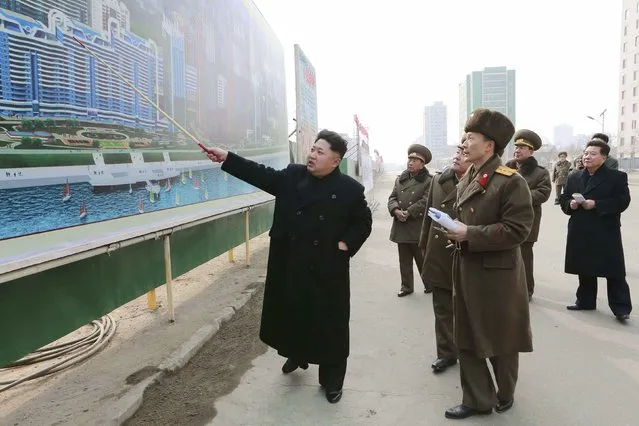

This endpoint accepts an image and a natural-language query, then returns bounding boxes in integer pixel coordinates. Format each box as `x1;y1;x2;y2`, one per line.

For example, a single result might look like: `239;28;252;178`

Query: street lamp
587;108;607;132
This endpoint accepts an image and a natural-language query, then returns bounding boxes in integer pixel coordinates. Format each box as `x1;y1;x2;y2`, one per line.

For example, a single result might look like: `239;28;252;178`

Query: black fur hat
464;108;515;150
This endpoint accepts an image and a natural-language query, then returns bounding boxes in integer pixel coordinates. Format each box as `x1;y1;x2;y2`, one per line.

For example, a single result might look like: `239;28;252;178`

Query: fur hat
513;129;542;151
407;144;432;164
464;108;515;151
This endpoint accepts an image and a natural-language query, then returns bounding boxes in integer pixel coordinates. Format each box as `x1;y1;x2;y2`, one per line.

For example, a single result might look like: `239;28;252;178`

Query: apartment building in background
423;101;448;162
618;0;639;168
459;66;516;158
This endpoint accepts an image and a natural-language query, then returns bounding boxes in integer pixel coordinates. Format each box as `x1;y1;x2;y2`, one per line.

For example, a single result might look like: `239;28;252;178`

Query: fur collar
506;156;538;176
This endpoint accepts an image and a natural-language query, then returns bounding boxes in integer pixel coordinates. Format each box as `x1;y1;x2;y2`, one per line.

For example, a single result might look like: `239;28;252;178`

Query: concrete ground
3;171;639;425
209;173;639;426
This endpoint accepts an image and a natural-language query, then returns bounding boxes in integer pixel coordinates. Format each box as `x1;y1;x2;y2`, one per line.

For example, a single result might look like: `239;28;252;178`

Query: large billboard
293;44;317;163
0;0;288;240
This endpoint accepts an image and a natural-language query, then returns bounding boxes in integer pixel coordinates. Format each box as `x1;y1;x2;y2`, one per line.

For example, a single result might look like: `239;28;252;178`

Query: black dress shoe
495;399;514;413
431;357;457;373
397;290;414;297
424;289;433;294
566;304;595;311
444;404;492;419
616;314;630;323
325;389;342;403
281;358;309;374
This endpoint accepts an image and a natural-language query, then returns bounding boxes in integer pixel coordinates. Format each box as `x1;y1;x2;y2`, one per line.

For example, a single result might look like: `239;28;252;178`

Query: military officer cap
513;129;542;151
407;144;432;164
464;108;515;151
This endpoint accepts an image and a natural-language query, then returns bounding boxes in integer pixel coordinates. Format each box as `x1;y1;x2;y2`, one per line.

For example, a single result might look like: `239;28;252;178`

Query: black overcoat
559;165;630;278
222;153;373;364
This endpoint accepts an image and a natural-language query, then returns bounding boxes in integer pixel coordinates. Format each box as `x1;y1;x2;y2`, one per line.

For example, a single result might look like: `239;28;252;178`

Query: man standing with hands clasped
560;139;632;322
205;130;372;404
388;144;433;297
442;109;534;420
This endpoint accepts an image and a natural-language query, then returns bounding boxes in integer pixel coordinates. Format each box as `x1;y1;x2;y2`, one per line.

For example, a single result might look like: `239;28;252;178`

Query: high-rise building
553;124;574;148
0;7;159;128
459;66;516;157
423;101;448;161
618;0;639;168
0;0;89;24
89;0;130;32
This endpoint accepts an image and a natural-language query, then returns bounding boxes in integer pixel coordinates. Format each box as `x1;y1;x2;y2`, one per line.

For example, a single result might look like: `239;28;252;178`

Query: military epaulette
495;165;517;176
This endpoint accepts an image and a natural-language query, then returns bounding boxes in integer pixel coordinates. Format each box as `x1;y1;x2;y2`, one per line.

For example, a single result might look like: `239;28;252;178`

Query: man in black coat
205;130;373;403
560;139;632;322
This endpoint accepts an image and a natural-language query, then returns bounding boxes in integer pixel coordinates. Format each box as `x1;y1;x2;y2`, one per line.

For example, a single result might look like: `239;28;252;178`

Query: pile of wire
0;315;117;393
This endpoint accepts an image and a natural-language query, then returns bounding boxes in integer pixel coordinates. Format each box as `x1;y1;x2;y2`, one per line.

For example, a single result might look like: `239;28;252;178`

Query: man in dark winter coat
506;130;552;300
560;139;632;322
419;137;470;374
388;144;433;296
205;130;373;403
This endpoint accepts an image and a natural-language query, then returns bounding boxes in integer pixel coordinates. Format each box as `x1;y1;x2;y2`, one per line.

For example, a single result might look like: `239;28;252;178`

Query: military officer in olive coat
552;151;571;204
388;144;433;296
419;137;470;374
505;130;552;300
443;109;534;420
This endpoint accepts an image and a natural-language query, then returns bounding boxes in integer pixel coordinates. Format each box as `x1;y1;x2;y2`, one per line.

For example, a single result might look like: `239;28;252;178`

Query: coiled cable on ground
0;315;117;393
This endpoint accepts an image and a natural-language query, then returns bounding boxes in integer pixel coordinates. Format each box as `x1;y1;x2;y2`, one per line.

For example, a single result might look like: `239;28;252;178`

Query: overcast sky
252;0;622;162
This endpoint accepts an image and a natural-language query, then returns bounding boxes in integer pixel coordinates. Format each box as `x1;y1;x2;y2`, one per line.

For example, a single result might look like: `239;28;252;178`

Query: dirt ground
0;235;271;426
125;286;267;426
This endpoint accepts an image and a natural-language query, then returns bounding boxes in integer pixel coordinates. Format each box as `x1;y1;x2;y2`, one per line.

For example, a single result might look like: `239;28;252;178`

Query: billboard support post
164;235;175;322
245;209;251;267
147;290;157;310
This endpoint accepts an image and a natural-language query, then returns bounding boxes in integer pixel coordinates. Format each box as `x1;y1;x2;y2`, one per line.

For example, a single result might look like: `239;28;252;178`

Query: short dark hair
315;129;348;158
586;139;610;156
558;151;567;157
592;132;609;144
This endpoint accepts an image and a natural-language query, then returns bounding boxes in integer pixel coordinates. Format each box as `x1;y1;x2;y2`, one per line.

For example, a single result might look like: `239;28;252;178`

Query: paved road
207;173;639;425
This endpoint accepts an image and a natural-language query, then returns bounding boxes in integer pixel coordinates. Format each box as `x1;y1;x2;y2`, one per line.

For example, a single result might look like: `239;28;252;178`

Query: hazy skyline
253;0;622;162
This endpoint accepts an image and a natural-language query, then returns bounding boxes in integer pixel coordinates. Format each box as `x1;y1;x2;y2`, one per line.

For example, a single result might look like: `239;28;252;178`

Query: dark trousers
319;358;347;391
432;287;456;359
397;243;429;292
459;350;519;411
576;275;633;315
555;184;564;201
520;242;535;297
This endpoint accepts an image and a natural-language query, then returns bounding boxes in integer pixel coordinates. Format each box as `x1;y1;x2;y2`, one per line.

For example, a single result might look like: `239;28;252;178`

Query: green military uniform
506;130;552;299
447;109;534;418
552;158;571;203
419;166;461;365
388;144;433;295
